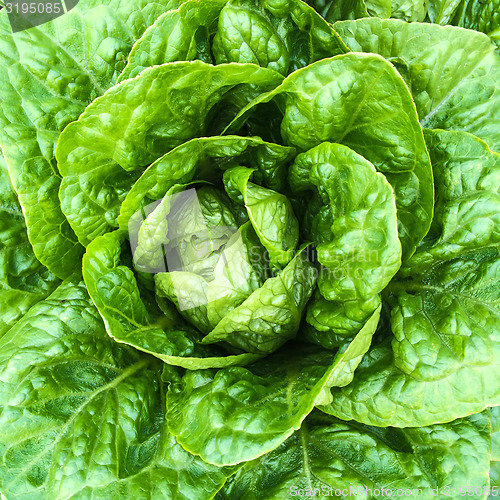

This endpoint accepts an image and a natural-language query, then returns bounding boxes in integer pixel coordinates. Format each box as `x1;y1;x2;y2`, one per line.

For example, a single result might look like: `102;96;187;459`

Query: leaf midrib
4;358;150;488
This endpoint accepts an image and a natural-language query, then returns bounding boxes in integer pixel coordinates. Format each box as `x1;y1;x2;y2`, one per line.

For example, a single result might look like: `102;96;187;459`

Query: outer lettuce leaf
492;406;500;461
492;462;500;493
167;307;380;466
452;0;500;49
223;166;299;266
325;0;427;23
320;129;500;427
212;0;349;74
119;0;227;81
0;281;231;499
57;61;284;246
424;129;500;238
118;135;296;232
0;0;175;278
83;230;262;369
427;0;463;23
333;19;500;151
218;411;491;497
305;291;382;345
226;53;434;260
0;152;59;337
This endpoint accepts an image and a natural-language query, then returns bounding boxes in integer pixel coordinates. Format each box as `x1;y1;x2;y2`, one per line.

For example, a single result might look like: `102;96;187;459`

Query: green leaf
333;18;500;151
201;248;316;353
320;129;500;427
167;309;380;466
223;166;299;266
119;0;227;81
324;0;392;23
0;151;59;337
423;129;500;238
151;191;265;335
306;291;382;343
218;411;491;497
0;0;175;277
83;230;262;369
227;53;434;259
118;135;296;233
388;0;427;20
57;61;284;246
491;406;500;461
452;0;500;42
213;0;348;75
290;143;402;302
427;0;463;23
213;0;290;75
0;281;230;499
491;461;500;493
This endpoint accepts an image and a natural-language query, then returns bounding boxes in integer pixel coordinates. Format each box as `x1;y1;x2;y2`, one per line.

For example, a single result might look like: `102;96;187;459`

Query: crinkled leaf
167;310;380;466
0;0;175;277
118;135;296;232
201;248;316;353
0;152;59;337
333;19;500;151
424;129;500;238
0;281;230;500
223;166;299;266
219;411;490;497
83;230;262;369
452;0;500;43
227;53;434;259
119;0;227;81
57;61;284;246
427;0;463;23
320;129;500;427
306;291;382;344
213;0;348;75
291;143;402;302
154;219;264;335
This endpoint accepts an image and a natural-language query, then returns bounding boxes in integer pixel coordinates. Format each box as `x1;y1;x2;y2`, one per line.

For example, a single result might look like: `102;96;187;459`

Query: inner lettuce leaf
83;229;263;369
118;135;296;233
289;143;402;303
167;307;380;466
223;166;299;266
199;247;316;353
319;129;500;427
333;18;500;151
0;0;179;278
57;61;284;246
0;280;233;499
0;151;59;338
289;142;402;343
225;52;434;260
217;410;491;496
